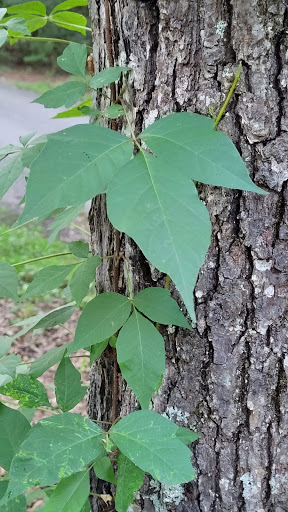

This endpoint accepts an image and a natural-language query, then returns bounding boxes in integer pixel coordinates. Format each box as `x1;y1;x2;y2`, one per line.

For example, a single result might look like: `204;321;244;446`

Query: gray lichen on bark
87;1;288;510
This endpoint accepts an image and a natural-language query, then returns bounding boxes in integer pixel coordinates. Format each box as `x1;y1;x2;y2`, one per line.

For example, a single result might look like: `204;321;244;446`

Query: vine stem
71;223;90;235
214;64;242;129
11;252;72;267
120;98;142;152
0;398;59;415
9;35;92;49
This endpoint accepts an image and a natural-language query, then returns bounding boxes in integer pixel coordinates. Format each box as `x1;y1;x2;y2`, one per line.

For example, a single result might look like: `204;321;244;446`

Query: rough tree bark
87;1;288;511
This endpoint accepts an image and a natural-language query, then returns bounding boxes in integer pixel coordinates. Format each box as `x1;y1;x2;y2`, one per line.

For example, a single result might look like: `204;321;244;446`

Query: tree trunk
87;1;288;511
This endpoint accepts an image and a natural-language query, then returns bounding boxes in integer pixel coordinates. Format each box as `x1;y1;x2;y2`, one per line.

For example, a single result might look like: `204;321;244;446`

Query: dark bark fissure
87;0;288;510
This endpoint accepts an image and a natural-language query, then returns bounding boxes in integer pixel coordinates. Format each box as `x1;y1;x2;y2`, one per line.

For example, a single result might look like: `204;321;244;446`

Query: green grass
13;79;66;95
0;221;76;301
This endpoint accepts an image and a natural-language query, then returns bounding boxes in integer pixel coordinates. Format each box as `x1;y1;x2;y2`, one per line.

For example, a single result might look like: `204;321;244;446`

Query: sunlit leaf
0;374;50;408
51;0;88;14
4;18;30;35
26;16;47;32
51;11;87;34
7;2;46;16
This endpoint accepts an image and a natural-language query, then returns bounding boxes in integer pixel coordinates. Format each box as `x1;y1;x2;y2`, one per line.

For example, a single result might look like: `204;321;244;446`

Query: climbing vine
0;2;266;511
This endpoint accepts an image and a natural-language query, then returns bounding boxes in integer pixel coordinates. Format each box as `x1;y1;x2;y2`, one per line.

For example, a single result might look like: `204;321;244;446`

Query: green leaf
90;67;130;89
78;105;100;116
55;356;87;412
31;304;75;331
0;375;50;407
21;264;77;300
80;499;91;512
68;292;131;354
134;287;190;328
51;11;87;34
68;241;89;258
89;339;108;363
117;310;165;409
53;100;92;119
0;404;31;470
19;132;36;147
30;343;71;378
7;413;105;499
47;205;85;245
43;470;89;512
109;410;195;484
21;142;45;167
0;336;12;358
0;151;23;201
25;488;47;505
0;481;8;501
0;262;18;302
0;28;7;47
115;453;144;512
57;42;87;77
107;150;211;321
0;354;21;386
0;144;19;160
4;18;30;35
33;81;86;109
176;426;200;445
0;8;7;20
0;144;44;201
19;407;35;422
26;15;47;32
93;456;116;484
70;255;101;305
51;0;88;13
0;495;26;511
141;112;266;193
103;104;125;119
18;124;132;224
7;2;46;16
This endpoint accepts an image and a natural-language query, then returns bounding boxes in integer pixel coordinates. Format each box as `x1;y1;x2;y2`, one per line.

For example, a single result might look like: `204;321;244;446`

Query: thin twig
214;64;242;129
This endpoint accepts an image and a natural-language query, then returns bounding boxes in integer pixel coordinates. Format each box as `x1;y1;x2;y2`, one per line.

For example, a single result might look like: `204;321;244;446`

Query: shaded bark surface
87;1;288;510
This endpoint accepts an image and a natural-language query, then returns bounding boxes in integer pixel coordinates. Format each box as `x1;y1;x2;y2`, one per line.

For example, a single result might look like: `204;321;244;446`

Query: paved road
0;82;88;209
